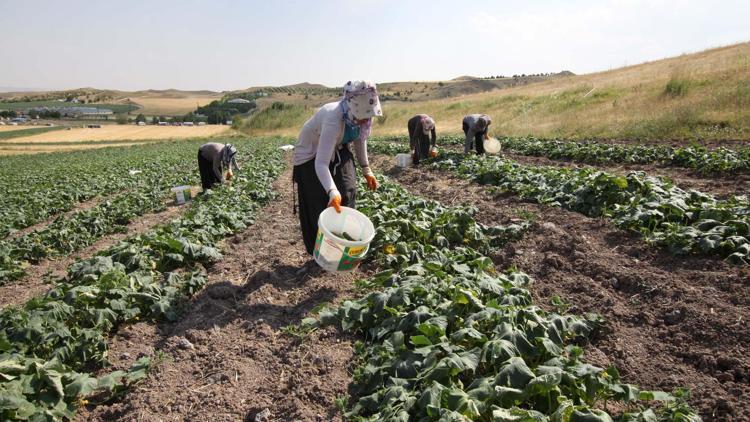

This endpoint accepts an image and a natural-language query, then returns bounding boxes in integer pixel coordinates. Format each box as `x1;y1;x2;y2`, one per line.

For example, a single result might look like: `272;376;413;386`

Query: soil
81;157;372;422
0;202;187;310
370;154;750;421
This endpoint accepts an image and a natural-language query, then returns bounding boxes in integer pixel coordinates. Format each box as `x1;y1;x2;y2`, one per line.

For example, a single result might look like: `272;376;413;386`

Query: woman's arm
314;120;340;195
353;135;374;176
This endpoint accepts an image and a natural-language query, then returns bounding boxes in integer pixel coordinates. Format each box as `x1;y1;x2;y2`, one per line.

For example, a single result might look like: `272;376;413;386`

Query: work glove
429;148;438;158
226;170;234;181
363;167;378;191
328;189;342;213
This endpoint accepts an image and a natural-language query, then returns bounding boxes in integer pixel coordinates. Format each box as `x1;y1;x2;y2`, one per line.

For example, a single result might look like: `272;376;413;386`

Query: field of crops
0;101;138;113
0;137;283;419
1;134;748;421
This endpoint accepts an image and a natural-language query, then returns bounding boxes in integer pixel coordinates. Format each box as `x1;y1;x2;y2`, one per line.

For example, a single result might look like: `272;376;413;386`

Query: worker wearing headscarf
197;142;240;190
292;80;381;255
462;114;492;154
407;114;437;165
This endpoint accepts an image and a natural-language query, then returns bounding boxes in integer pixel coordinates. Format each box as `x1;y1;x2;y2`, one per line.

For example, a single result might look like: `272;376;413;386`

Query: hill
242;43;750;141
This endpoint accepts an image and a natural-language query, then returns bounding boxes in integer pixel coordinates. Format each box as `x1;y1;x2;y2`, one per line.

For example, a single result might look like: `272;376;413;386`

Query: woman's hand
328;190;342;213
365;175;378;191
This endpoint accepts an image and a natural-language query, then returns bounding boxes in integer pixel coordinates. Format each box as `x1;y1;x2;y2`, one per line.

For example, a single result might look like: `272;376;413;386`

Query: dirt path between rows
82;156;372;421
0;202;187;310
370;155;750;421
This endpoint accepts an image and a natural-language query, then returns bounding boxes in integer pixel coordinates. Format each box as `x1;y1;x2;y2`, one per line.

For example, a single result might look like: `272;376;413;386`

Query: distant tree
115;114;128;125
437;82;444;87
135;113;146;123
151;116;159;125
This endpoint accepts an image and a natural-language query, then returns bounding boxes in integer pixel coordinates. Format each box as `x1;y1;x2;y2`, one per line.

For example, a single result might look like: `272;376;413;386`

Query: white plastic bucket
484;137;502;155
171;186;193;204
396;153;411;168
314;206;376;272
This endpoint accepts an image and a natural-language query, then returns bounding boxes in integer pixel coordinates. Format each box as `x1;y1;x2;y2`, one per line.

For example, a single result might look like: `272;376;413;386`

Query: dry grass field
0;125;231;155
0;125;51;133
127;95;222;115
244;43;750;140
6;125;229;143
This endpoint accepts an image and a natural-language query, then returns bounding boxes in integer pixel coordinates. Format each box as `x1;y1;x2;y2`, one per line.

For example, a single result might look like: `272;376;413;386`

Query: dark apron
293;146;357;255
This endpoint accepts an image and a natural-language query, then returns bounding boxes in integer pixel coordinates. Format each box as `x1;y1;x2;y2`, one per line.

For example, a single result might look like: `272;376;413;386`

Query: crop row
0;138;284;420
0;140;241;239
0;139;247;285
499;137;750;175
305;177;697;420
369;135;750;175
431;153;749;265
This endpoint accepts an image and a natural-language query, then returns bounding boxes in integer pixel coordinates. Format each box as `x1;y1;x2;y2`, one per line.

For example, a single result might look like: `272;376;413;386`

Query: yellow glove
430;148;438;158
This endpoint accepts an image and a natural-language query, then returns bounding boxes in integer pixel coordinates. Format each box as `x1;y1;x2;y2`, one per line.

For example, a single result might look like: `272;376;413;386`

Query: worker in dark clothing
197;142;240;190
407;114;436;165
462;114;492;155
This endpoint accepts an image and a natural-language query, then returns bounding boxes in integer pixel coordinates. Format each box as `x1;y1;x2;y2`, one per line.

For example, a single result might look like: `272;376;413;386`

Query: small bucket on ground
314;206;375;272
484;138;502;155
395;153;411;168
171;185;194;205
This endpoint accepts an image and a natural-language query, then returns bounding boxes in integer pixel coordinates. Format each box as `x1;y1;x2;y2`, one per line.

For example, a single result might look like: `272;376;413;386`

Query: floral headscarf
341;80;382;143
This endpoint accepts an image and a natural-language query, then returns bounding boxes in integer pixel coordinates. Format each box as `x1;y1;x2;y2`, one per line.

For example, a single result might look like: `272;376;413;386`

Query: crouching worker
462;114;492;155
197;142;240;190
407;114;436;165
293;80;381;255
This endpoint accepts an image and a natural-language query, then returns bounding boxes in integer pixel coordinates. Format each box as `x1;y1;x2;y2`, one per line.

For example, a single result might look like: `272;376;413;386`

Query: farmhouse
227;98;251;104
60;107;114;119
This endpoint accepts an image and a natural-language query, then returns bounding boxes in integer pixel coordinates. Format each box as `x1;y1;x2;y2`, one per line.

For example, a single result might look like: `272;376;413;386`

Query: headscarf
420;115;435;135
222;143;238;169
341;80;382;144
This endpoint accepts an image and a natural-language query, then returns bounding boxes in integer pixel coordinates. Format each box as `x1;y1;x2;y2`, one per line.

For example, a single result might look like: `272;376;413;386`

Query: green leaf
410;335;432;346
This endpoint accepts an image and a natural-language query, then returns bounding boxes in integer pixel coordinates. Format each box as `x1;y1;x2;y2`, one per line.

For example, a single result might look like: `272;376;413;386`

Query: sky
1;0;749;92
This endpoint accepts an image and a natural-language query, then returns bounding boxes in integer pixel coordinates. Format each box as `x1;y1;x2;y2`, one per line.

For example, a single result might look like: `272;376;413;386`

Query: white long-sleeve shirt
293;101;372;195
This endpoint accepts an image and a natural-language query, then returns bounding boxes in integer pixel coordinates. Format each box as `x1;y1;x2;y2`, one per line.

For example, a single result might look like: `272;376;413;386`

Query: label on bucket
313;228;368;272
337;245;366;271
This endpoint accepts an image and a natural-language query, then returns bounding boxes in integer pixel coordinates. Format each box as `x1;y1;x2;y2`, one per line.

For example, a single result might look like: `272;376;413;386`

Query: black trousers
293;147;358;255
462;122;486;155
198;152;220;190
407;116;431;165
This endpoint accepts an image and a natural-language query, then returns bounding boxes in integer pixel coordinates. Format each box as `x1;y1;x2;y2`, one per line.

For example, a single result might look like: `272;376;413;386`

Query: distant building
227;98;251;104
183;121;194;126
158;121;169;126
31;106;114;119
